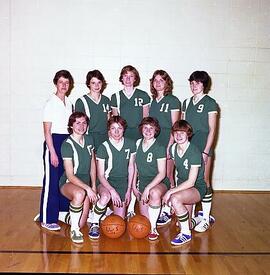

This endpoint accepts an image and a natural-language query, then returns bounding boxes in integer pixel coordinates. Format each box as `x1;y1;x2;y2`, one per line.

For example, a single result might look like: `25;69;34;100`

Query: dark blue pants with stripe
39;134;70;224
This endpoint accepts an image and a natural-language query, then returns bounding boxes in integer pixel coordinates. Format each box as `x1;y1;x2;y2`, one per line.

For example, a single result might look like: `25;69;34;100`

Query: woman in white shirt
36;70;74;231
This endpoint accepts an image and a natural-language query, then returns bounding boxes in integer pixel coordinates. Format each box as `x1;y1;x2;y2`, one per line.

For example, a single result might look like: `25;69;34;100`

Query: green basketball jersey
135;138;170;191
96;138;136;181
75;94;111;135
135;138;166;181
149;94;181;147
59;135;95;187
182;95;218;152
111;88;150;129
170;142;206;196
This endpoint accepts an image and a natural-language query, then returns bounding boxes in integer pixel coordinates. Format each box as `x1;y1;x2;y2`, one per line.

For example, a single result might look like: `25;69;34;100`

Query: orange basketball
101;214;126;239
127;214;151;239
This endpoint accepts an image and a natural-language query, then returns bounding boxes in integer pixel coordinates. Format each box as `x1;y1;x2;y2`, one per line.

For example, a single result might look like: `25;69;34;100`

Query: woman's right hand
109;188;122;208
50;152;59;167
87;187;98;204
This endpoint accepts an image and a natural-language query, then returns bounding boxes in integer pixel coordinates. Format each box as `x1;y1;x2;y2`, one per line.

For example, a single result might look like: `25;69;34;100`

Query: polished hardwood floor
0;187;269;274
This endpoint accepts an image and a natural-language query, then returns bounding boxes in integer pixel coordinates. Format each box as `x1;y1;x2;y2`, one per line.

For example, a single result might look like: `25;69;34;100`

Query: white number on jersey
134;98;143;107
125;149;131;159
147;153;153;163
197;104;204;113
160;103;169;112
183;159;189;170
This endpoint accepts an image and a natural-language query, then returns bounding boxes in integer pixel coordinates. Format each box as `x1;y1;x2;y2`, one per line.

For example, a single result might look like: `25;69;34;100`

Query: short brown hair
67;112;89;134
107;115;127;131
119;65;140;87
150;70;173;99
188;71;210;92
139;117;160;138
53;70;74;96
171;120;193;140
86;70;107;93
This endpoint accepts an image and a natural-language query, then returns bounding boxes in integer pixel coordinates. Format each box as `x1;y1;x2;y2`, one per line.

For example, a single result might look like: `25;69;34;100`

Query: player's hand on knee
87;188;98;204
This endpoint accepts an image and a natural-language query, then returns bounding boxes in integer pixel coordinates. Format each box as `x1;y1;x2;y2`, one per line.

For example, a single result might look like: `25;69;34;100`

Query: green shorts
176;179;206;200
59;173;90;189
138;176;170;193
108;177;129;201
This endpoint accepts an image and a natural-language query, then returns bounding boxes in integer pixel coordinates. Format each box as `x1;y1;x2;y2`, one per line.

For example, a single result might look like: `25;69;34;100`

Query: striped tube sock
176;211;190;235
69;203;83;231
92;201;107;224
58;211;70;225
201;187;213;222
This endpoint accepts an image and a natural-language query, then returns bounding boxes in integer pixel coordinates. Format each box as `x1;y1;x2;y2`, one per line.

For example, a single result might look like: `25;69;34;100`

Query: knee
170;193;181;207
99;192;111;205
149;188;161;202
73;189;86;203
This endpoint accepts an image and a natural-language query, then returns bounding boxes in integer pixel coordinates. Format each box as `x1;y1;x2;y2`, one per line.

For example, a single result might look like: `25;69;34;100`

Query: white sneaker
70;229;84;243
194;218;210;233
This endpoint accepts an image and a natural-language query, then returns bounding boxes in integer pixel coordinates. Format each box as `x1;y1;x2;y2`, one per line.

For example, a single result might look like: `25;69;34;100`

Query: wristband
203;152;209;156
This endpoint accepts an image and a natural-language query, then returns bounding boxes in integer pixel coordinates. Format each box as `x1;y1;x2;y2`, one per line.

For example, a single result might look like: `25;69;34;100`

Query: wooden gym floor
0;187;269;274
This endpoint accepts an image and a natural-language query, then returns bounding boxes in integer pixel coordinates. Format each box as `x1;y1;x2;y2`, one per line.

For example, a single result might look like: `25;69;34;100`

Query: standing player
149;70;181;225
36;70;74;231
75;70;111;150
111;65;150;140
162;120;207;246
111;65;150;218
59;112;97;243
133;117;170;241
88;116;136;239
182;71;218;232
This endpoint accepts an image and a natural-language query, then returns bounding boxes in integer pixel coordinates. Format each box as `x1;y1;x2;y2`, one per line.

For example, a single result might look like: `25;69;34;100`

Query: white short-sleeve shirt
43;94;73;134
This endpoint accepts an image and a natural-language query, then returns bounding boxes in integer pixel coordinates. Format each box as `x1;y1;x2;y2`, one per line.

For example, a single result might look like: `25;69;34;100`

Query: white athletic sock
177;211;191;235
69;203;83;231
92;201;107;224
58;211;70;225
148;205;161;230
202;187;213;222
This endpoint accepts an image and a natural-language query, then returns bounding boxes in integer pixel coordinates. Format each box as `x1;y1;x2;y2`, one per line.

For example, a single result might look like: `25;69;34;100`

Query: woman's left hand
125;190;131;206
141;187;150;204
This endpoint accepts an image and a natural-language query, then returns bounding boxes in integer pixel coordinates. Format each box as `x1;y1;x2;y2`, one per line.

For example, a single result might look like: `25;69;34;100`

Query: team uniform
96;137;136;200
59;135;95;188
135;138;170;192
75;94;111;150
182;95;218;155
170;142;207;199
40;94;72;224
149;94;181;147
111;89;150;141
